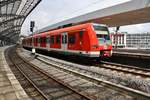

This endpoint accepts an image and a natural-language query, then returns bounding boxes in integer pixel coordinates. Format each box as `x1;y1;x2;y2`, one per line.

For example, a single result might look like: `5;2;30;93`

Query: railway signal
30;21;36;54
30;21;35;32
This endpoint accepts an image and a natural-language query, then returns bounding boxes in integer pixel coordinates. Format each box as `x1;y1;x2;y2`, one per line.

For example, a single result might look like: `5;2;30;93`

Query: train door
61;32;67;51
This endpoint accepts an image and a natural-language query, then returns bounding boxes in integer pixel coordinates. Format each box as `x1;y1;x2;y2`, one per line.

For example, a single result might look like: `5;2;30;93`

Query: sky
21;0;150;36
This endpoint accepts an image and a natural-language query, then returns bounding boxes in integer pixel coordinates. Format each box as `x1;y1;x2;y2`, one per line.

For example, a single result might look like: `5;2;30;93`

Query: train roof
30;23;108;38
34;23;107;34
32;23;92;37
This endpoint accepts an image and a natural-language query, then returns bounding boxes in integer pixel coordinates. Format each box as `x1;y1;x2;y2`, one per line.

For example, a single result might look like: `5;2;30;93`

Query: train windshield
93;24;111;45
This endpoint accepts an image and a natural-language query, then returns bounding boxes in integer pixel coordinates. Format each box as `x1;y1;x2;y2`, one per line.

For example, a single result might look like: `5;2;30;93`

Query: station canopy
0;0;41;43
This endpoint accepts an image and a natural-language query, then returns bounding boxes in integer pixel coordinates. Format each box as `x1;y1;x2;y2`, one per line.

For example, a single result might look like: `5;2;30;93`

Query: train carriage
22;23;112;59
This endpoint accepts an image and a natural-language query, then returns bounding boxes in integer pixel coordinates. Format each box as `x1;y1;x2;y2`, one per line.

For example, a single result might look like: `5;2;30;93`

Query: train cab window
50;36;54;44
68;34;75;44
56;35;61;44
97;34;110;40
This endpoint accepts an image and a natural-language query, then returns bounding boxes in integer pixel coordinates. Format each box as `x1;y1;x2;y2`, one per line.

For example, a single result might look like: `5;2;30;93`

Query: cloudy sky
21;0;150;36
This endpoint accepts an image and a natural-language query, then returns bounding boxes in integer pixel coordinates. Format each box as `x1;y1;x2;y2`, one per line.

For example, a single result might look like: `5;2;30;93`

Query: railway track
6;46;93;100
17;48;150;100
100;61;150;78
5;48;46;100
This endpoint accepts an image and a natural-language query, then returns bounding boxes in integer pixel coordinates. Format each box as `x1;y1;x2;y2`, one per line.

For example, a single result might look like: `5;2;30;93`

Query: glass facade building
111;32;150;49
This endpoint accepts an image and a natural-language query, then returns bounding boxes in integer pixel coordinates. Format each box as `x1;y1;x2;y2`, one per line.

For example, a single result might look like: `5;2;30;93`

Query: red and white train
22;23;112;59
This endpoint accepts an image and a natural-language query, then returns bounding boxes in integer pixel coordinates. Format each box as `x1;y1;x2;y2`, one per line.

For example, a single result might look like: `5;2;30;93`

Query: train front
93;23;112;57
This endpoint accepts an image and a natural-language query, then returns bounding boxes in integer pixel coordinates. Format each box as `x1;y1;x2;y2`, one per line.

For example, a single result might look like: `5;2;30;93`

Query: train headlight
104;46;107;49
110;50;113;56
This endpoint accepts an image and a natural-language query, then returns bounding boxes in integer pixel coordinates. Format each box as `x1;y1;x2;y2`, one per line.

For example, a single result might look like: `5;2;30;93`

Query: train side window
50;36;54;44
40;38;43;43
38;38;40;43
40;38;42;43
45;37;47;43
34;38;36;43
35;38;37;43
48;37;51;43
68;34;75;44
46;37;50;43
41;37;43;43
30;38;32;44
43;37;46;43
79;31;84;38
56;35;61;44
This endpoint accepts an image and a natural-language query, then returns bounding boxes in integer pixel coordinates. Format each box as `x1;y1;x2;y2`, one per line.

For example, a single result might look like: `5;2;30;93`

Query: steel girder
0;25;21;36
0;28;21;37
0;16;25;26
0;0;41;43
0;0;21;7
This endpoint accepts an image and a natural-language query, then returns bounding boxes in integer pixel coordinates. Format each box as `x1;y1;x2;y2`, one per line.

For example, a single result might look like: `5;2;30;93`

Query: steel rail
100;61;150;77
35;55;150;100
16;49;94;100
8;49;49;100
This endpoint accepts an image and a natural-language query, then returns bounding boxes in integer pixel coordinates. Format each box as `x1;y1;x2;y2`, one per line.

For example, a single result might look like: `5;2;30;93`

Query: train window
56;35;61;44
36;38;38;43
93;25;108;32
93;24;109;36
40;38;42;43
38;38;41;43
30;38;32;44
46;37;50;43
69;35;75;44
30;39;31;44
79;30;84;38
34;38;36;43
42;37;46;43
50;36;54;44
97;34;110;40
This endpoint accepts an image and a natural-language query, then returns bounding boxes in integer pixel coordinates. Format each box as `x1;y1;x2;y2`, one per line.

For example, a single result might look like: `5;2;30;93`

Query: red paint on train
22;23;112;58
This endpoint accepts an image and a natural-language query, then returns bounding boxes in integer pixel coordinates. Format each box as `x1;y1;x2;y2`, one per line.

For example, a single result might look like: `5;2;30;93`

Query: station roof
37;0;150;33
0;0;41;43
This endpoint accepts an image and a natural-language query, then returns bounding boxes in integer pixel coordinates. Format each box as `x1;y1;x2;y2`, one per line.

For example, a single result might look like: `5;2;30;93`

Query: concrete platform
113;49;150;59
0;46;30;100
